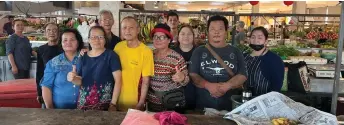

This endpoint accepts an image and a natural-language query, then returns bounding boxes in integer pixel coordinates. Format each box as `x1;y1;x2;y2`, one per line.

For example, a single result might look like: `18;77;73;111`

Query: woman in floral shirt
67;26;122;111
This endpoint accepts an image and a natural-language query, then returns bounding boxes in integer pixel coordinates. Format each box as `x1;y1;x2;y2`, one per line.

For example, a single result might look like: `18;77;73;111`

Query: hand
79;49;88;56
36;96;43;104
108;103;117;111
172;66;185;83
218;82;232;95
12;66;18;74
205;83;223;98
135;102;145;111
67;65;77;82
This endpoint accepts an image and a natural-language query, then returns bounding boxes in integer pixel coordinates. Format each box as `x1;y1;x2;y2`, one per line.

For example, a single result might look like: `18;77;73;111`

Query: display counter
0;108;237;125
0;56;36;82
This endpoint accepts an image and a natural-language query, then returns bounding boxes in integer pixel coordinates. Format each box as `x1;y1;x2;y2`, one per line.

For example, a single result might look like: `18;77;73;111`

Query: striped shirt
148;50;189;111
244;53;270;96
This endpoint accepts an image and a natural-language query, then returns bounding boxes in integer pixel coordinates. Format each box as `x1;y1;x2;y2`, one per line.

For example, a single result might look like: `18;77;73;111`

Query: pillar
99;1;123;36
251;4;260;26
292;1;307;25
292;1;307;14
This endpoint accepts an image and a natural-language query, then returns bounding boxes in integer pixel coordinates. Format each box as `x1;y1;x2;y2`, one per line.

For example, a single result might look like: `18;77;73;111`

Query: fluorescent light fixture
30;1;49;3
177;1;189;5
211;2;224;6
177;8;187;11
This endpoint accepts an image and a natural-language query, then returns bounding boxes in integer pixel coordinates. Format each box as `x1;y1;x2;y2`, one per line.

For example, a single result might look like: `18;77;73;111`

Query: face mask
249;44;265;51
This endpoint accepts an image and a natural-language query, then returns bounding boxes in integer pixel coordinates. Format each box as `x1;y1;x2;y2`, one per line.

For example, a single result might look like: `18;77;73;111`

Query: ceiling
75;1;340;13
164;1;340;12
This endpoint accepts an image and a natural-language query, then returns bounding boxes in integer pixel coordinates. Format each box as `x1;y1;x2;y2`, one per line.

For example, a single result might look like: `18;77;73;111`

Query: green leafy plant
270;45;300;57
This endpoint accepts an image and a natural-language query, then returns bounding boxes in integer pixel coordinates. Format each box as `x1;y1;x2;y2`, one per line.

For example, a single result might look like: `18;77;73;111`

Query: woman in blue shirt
41;29;84;109
67;26;122;111
244;26;285;96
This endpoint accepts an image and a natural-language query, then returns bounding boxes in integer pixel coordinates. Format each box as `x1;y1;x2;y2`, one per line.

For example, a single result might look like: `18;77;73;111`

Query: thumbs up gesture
172;66;185;83
67;65;78;82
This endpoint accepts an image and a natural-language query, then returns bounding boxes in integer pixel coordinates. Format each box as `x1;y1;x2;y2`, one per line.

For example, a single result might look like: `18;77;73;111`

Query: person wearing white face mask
77;21;90;48
243;26;284;97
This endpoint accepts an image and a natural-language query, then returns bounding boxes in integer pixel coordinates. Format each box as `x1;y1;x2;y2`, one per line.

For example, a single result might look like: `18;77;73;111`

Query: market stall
0;108;237;125
117;10;344;116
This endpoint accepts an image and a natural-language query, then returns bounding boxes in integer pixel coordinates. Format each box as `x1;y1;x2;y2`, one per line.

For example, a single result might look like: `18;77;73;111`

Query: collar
60;52;80;65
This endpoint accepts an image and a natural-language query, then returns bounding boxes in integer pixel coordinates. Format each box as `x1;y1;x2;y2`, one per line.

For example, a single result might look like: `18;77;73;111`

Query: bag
205;44;234;77
153;87;185;110
287;61;311;93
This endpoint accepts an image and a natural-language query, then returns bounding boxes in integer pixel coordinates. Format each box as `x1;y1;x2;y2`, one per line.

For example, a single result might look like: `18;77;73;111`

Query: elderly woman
147;24;190;112
41;29;84;109
244;26;284;96
67;26;122;111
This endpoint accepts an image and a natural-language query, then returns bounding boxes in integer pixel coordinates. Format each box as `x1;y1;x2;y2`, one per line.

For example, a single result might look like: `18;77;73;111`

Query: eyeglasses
89;36;105;40
46;29;58;33
153;35;168;41
101;19;113;22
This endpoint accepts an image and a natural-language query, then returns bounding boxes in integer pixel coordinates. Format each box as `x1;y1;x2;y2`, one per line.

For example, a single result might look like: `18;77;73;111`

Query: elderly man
115;16;154;111
189;15;247;111
36;23;63;107
234;21;247;46
99;10;121;50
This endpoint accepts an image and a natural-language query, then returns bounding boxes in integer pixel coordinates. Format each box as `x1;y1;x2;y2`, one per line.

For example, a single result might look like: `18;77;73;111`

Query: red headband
150;28;173;41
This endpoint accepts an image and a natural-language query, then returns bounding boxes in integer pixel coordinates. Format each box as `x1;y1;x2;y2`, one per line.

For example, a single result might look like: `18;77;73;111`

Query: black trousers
13;70;30;79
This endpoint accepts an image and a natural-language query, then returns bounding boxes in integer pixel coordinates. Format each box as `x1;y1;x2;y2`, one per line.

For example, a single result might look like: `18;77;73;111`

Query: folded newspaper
224;92;338;125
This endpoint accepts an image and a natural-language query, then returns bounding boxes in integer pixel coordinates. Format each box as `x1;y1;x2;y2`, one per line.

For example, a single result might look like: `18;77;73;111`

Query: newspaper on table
224;92;338;125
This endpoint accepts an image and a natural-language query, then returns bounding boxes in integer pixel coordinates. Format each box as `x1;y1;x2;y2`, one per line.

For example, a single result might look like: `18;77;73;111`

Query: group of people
5;10;285;113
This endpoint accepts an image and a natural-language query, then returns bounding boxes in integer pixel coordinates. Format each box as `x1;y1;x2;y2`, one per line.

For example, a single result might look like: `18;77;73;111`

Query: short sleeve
41;60;56;89
239;33;246;41
189;47;202;74
110;51;121;72
235;48;248;77
142;48;154;77
5;36;16;55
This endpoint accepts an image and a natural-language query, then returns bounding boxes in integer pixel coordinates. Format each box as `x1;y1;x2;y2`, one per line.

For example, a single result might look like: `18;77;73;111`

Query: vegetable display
270;45;300;57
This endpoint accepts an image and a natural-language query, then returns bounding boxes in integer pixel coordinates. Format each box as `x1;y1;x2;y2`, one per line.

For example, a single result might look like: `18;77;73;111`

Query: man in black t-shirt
36;23;63;107
189;15;248;111
99;10;121;50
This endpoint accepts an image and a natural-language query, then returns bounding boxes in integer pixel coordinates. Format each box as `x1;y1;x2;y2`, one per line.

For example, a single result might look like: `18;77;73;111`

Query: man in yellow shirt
115;16;154;111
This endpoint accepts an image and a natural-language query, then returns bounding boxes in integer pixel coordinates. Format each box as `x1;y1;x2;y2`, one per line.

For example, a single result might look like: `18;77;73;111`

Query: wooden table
0;108;237;125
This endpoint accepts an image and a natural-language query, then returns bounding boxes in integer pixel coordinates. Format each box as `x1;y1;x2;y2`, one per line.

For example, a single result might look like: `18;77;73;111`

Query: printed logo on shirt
206;67;224;75
130;60;139;66
200;59;235;76
230;53;235;59
202;53;208;59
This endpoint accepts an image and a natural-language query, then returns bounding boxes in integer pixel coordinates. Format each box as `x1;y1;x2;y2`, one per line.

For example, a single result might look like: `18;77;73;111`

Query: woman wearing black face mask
244;26;285;96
